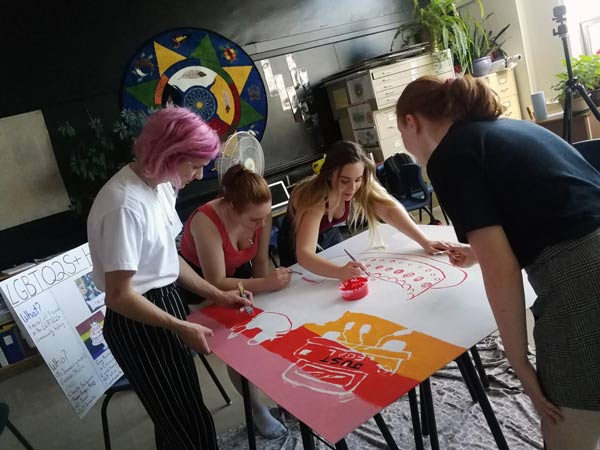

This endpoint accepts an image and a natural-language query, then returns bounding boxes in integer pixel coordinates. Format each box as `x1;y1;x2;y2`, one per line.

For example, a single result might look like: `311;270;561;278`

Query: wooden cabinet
325;50;455;162
481;69;521;119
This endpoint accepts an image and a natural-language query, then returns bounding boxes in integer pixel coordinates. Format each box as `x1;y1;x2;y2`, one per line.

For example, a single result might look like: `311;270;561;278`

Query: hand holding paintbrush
342;249;370;279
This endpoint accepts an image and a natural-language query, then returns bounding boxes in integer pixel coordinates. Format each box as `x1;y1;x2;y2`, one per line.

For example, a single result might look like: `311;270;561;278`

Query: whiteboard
0;243;123;418
0;110;70;231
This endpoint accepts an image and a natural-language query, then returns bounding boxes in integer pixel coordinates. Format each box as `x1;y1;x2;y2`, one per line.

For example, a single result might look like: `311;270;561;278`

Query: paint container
338;277;369;301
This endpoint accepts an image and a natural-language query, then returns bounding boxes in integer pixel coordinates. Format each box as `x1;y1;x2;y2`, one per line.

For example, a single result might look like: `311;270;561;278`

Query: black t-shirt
427;118;600;267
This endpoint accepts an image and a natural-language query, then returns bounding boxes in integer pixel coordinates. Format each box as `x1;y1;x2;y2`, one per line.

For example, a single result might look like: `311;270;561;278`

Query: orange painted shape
304;311;465;382
223;66;252;95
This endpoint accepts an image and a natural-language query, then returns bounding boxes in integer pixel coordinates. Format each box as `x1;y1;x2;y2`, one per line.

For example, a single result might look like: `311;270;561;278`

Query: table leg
374;413;400;450
408;388;424;450
470;345;490;388
456;356;478;402
419;383;429;437
299;421;316;450
421;378;440;450
334;438;350;450
456;353;508;450
240;376;257;450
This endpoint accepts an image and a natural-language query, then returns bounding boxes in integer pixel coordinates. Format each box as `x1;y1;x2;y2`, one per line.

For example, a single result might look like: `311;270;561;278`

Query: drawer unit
325;49;456;163
481;69;521;119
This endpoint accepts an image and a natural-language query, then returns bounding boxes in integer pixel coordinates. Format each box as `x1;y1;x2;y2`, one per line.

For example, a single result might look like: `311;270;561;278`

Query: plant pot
559;96;590;114
590;88;600;107
472;56;492;77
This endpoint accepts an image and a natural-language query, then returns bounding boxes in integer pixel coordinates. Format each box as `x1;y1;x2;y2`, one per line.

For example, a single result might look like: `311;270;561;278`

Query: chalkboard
0;244;122;418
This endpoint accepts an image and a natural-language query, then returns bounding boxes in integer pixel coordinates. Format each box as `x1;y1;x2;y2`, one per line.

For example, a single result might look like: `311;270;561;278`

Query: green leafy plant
467;13;510;60
552;54;600;103
57;108;153;214
391;0;485;73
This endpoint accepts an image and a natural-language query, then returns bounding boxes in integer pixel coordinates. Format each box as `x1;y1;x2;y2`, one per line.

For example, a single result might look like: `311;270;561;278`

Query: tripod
552;5;600;143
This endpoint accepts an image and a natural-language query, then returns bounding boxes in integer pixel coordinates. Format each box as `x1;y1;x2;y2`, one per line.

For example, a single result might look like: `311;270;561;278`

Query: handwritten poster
0;244;122;418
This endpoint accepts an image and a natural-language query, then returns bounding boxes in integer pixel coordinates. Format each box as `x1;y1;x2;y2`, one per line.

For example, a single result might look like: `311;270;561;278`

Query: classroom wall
0;0;413;268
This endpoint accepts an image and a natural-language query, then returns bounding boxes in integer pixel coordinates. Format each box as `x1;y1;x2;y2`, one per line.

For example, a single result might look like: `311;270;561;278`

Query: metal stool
0;402;36;450
101;354;231;450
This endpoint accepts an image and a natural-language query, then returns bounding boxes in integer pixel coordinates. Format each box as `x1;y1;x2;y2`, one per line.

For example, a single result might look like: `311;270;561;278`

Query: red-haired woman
87;107;251;450
180;164;290;438
395;75;600;449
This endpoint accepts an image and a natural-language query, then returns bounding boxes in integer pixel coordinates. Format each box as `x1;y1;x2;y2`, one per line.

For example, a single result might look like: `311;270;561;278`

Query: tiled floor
0;206;536;450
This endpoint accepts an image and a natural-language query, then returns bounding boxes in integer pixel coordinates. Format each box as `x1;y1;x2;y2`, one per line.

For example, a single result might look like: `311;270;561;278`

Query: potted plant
391;0;484;73
468;13;510;77
57;108;151;215
552;54;600;112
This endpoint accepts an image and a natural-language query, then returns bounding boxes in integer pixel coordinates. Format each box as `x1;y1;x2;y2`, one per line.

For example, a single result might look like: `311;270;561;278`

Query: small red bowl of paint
338;277;369;301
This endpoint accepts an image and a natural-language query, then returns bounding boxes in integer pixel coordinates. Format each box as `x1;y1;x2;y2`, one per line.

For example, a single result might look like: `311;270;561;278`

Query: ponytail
220;164;271;212
396;75;504;124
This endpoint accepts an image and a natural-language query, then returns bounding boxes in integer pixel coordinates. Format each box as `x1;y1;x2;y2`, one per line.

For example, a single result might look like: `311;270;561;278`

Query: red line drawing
301;253;467;300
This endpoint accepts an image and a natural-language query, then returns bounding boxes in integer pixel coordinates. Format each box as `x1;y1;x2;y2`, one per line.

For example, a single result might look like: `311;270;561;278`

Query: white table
189;225;532;447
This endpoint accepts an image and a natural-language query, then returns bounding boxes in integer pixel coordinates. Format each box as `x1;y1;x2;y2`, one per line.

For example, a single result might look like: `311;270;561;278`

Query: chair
379;155;449;225
0;402;36;449
572;138;600;171
101;354;231;450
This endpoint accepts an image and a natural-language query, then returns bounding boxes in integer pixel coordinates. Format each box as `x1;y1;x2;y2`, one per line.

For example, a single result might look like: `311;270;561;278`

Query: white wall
565;0;600;56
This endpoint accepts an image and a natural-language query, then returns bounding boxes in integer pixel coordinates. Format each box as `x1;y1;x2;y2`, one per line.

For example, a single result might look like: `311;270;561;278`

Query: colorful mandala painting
121;28;268;145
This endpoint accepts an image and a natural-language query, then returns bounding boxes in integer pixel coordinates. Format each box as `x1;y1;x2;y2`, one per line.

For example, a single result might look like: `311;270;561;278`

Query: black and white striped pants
104;283;218;450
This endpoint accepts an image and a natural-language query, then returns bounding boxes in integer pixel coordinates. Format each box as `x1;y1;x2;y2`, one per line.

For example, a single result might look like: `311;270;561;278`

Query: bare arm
295;206;365;280
104;270;214;353
374;200;448;253
252;214;272;277
467;226;562;423
191;212;288;293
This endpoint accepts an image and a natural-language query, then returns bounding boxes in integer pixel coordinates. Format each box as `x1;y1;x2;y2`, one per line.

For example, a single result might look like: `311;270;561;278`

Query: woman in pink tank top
180;164;291;438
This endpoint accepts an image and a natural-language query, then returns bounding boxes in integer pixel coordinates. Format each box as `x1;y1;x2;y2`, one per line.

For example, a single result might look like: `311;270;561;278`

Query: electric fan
215;131;265;183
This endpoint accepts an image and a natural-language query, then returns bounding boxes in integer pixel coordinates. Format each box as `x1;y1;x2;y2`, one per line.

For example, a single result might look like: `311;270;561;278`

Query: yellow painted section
305;311;465;381
211;75;235;125
223;66;252;95
154;42;186;75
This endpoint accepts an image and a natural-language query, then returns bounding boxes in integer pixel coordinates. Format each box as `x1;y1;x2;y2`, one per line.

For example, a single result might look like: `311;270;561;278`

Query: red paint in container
338;277;369;301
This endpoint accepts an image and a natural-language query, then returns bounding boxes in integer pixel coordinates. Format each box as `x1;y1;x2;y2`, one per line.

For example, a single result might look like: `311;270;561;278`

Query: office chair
101;354;231;450
0;402;36;449
572;138;600;171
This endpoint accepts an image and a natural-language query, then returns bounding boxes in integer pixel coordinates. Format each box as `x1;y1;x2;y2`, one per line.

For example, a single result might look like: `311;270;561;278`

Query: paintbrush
343;249;370;277
237;281;254;314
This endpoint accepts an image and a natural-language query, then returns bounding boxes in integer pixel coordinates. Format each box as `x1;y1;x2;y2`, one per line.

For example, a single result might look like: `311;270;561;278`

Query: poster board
189;225;535;443
0;243;122;418
0;110;71;231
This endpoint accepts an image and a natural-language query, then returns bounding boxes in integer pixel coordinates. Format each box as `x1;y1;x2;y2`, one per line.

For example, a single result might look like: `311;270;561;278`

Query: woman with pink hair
87;107;251;450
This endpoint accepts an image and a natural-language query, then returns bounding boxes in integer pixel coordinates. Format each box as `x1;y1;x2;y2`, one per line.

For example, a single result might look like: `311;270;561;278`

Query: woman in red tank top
180;164;291;438
181;165;292;293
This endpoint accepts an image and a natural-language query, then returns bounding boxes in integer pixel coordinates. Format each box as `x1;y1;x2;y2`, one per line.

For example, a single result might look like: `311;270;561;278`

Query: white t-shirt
87;165;183;294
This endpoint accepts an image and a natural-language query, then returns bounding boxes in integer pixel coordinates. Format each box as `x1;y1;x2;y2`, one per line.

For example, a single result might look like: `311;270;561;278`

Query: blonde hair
292;141;396;240
396;75;504;124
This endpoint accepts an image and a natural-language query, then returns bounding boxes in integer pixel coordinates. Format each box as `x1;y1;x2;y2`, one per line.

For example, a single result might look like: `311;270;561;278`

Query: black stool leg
470;345;490;389
299;421;316;450
241;376;257;450
456;358;478;402
456;353;508;450
6;420;35;450
198;354;232;405
419;383;429;437
408;388;424;450
101;391;115;450
374;413;400;450
420;379;440;450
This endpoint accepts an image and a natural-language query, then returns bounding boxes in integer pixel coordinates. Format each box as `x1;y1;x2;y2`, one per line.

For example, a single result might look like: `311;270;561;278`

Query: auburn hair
292;141;396;239
220;164;271;212
134;107;220;188
395;75;504;125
